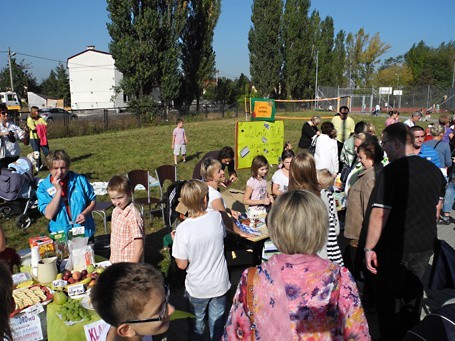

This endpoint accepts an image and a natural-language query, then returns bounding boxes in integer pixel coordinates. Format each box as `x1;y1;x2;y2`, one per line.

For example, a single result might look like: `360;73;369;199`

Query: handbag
246;266;257;341
308;136;318;156
22;125;30;146
0;137;6;159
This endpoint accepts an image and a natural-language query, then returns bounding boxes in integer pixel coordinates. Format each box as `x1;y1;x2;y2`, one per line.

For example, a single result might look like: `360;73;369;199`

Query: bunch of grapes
58;298;91;323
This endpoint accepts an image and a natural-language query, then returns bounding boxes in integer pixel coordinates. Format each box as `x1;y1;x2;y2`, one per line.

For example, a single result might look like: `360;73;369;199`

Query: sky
1;0;454;83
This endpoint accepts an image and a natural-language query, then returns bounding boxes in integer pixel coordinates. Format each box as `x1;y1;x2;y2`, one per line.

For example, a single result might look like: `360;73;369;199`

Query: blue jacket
419;145;442;168
37;171;96;237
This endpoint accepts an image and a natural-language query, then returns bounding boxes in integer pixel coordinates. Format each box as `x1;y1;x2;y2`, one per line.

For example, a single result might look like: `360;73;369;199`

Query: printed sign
10;313;43;341
84;319;108;341
250;98;276;121
68;283;85;297
235;121;284;169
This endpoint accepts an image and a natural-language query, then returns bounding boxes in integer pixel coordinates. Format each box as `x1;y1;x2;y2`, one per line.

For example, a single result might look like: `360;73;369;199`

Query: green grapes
57;298;91;323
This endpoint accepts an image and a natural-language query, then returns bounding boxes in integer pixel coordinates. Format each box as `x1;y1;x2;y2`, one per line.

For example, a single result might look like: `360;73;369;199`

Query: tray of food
12;285;53;315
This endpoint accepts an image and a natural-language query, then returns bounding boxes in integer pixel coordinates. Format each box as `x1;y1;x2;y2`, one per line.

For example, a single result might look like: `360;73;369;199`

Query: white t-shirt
314;134;339;174
172;211;230;298
98;322;153;341
207;185;224;211
271;169;289;193
403;118;414;127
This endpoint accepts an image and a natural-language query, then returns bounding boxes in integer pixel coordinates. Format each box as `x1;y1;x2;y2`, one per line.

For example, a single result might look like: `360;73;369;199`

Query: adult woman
340;121;368;170
271;149;294;196
423;124;452;177
223;190;370;340
0;261;14;340
298;115;321;149
37;150;96;237
27;106;49;168
288;152;343;265
0;104;25;169
314;121;338;174
385;110;400;127
344;137;384;276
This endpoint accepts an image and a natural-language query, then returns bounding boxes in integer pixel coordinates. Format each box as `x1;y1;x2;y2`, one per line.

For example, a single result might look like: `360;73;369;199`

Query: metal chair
91;201;113;234
153;165;177;225
127;169;151;216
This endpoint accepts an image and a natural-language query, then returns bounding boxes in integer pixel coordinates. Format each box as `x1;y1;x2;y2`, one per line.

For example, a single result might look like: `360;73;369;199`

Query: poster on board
251;98;276;121
235;121;284;170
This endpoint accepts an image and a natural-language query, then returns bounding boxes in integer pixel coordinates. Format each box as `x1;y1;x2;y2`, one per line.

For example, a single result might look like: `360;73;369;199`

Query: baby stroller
0;157;39;229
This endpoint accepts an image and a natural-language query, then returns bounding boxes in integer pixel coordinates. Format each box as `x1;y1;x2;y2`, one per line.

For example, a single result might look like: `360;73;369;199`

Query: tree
40;70;58;97
282;0;311;99
181;0;221;110
55;64;70;104
362;32;391;86
0;58;38;100
332;30;346;86
249;0;283;98
317;16;335;86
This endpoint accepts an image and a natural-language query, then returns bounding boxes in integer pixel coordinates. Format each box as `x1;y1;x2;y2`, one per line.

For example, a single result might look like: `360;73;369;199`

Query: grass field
1;110;425;252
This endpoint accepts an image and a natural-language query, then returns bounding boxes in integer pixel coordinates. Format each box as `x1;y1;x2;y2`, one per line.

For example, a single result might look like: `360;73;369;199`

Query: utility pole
8;47;14;92
314;50;319;110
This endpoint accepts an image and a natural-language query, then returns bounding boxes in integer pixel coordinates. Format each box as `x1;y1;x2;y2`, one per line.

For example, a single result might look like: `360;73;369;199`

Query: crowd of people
1;105;455;340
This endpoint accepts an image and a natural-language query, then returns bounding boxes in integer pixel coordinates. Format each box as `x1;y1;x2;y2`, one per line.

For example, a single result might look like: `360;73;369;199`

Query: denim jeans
443;182;455;214
186;291;227;341
30;139;49;167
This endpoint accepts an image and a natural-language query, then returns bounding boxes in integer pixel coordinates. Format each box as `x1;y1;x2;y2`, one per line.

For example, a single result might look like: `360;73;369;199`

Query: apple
86;264;95;274
90;272;99;280
88;280;96;287
67;277;75;284
63;270;71;278
81;270;88;277
72;271;81;281
62;274;70;281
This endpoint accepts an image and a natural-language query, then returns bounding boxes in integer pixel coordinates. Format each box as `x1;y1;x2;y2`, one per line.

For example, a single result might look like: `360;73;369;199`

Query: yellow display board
235;121;284;170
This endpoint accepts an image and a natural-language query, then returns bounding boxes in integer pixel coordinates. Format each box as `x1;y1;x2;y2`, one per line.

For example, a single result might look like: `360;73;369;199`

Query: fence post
236;102;239;117
221;103;225;118
104;109;108;131
205;105;208;120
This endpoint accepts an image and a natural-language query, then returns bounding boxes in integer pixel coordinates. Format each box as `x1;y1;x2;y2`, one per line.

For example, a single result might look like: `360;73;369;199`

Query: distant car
38;108;78;122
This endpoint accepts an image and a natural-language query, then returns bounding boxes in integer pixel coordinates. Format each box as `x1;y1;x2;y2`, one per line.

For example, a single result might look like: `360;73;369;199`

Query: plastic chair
127;169;151;215
91;201;113;234
153;165;177;225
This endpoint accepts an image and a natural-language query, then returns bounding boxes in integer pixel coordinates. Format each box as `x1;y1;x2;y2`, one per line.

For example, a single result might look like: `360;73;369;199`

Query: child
317;168;336;191
272;150;294;196
107;175;144;263
243;155;274;208
172;180;230;340
172;118;188;165
90;262;174;341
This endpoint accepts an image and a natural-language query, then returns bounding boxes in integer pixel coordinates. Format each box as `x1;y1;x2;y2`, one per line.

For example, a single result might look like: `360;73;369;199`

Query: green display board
250;98;276;121
235;121;284;170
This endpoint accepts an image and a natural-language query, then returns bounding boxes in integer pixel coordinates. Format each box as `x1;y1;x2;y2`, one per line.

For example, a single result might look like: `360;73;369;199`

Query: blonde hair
267;190;327;254
429;124;445;137
317;169;334;190
200;158;222;182
288;152;321;196
180;180;208;216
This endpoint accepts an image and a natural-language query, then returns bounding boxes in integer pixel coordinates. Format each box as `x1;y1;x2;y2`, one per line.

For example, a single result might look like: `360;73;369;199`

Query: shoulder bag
246;266;257;341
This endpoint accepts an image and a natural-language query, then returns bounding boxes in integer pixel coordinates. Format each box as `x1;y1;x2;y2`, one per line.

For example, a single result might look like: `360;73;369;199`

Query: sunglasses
121;284;170;325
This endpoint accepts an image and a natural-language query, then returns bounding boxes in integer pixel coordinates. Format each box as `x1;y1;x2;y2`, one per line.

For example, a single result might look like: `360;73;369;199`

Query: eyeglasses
121;284;170;325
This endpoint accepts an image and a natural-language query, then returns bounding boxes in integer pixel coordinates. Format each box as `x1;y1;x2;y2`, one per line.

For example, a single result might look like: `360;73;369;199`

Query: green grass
2;110;429;251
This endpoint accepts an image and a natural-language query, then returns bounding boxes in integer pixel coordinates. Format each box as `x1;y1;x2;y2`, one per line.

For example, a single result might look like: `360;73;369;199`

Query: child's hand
262;197;271;205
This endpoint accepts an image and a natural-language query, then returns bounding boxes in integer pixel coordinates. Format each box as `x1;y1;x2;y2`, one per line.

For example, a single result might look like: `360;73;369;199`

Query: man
365;123;446;339
403;111;422;127
192;146;238;184
411;126;441;168
0;103;25;168
331;106;355;144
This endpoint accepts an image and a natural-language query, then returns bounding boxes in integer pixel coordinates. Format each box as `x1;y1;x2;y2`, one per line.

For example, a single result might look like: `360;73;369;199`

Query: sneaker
182;160;186;163
438;218;450;225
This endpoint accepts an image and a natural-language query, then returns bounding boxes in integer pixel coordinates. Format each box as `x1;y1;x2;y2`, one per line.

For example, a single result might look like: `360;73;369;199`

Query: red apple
62;274;70;281
81;270;88;277
67;277;75;284
63;270;71;277
72;271;81;281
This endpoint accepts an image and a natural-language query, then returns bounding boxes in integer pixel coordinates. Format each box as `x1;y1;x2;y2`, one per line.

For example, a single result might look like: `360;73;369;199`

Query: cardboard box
29;236;55;258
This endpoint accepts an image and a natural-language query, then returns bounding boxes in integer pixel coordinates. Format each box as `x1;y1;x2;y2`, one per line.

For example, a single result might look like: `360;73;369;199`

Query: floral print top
223;253;370;340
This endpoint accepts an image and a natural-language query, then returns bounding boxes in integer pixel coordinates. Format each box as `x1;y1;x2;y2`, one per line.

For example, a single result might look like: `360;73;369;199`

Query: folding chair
154;165;177;225
91;201;113;234
127;169;151;216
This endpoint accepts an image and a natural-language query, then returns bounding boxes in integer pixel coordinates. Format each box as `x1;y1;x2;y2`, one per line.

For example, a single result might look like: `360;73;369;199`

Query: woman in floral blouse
223;190;370;340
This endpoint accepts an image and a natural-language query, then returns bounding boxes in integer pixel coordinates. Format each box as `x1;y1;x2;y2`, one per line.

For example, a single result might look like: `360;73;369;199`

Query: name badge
47;187;56;196
71;226;85;236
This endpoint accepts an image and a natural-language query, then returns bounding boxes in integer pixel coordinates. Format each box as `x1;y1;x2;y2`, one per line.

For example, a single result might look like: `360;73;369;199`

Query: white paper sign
52;279;68;288
10;313;43;341
84;319;108;341
68;283;85;297
71;226;85;236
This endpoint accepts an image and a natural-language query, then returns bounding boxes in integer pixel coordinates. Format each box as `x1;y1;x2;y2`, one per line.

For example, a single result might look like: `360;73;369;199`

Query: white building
67;46;127;110
27;92;58;108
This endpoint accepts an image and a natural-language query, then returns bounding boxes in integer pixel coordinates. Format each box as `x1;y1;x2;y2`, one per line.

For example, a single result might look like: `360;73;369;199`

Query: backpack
163;180;187;228
308;135;318;156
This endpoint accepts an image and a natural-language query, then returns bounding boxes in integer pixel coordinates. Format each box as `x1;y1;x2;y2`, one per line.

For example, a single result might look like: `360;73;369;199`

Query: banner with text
235;121;284;169
250;98;276;121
